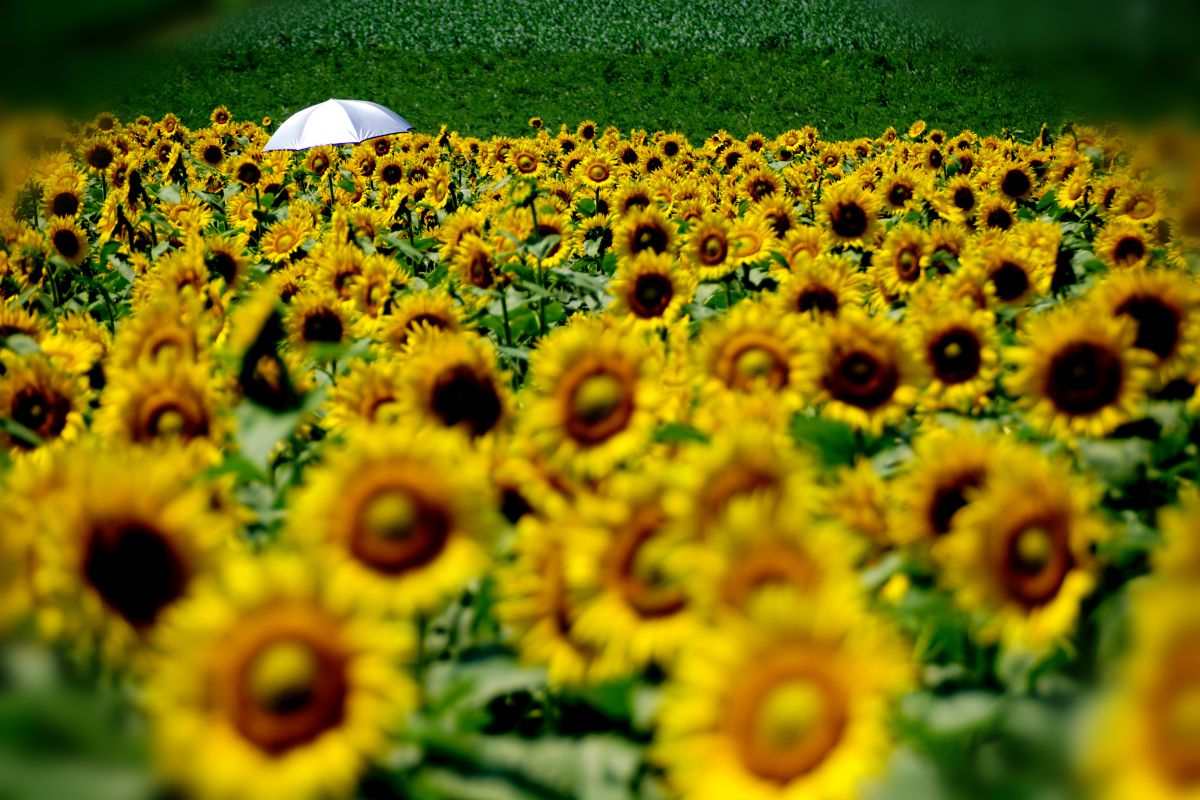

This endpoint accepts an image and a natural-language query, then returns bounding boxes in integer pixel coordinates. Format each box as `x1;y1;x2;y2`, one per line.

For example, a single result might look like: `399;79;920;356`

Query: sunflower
673;483;863;629
82;138;116;172
521;317;664;479
260;217;309;264
193;136;226;168
0;298;47;346
612;181;655;215
977;196;1016;231
32;442;234;664
994;162;1037;201
665;424;818;541
321;357;404;433
819;180;879;246
145;556;417;800
289;421;488;614
527;208;572;268
653;593;911;800
559;470;700;674
966;239;1049;308
1095;219;1154;270
694;299;807;415
808;310;924;434
1089;267;1199;385
199;234;249;290
889;425;1016;548
827;459;893;550
878;167;924;214
377;290;465;351
285;291;353;357
397;333;511;441
109;292;211;371
577;153;616;189
230;154;264;187
445;236;499;303
1113;181;1165;225
872;223;929;299
934;450;1107;651
0;353;85;455
907;292;1000;412
615;204;677;259
727;217;775;269
681;212;735;281
46;216;88;266
607;251;695;329
507;142;544;177
45;184;83;218
773;254;863;322
1006;305;1152;438
95;359;228;449
495;512;614;687
302;145;336;177
1088;582;1200;800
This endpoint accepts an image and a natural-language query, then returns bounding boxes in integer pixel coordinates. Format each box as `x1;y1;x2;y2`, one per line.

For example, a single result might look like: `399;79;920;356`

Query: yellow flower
906;290;1000;412
0;352;86;457
607;250;696;329
287;424;497;616
818;180;880;246
521;317;664;479
653;591;911;800
934;449;1107;652
31;442;236;665
807;309;924;434
144;555;417;800
1006;304;1153;439
396;332;512;442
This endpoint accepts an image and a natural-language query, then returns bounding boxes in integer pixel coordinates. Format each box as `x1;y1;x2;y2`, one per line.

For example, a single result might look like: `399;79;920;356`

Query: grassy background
5;0;1196;140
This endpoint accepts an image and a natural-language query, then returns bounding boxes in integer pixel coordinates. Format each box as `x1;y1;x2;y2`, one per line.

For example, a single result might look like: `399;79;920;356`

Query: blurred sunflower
1006;305;1152;438
288;424;496;616
145;556;417;800
1089;267;1199;385
653;594;911;800
521;318;664;478
808;310;923;434
608;251;695;329
935;451;1107;651
397;333;511;441
32;443;234;664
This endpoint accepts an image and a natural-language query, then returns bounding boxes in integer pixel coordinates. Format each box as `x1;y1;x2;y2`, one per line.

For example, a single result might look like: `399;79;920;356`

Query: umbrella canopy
263;98;412;151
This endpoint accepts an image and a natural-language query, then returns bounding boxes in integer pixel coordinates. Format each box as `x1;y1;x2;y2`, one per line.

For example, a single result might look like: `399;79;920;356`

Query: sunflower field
1;111;1200;800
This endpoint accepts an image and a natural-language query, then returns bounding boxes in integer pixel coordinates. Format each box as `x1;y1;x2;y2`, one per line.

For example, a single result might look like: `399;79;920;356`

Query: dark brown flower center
52;229;81;259
236;162;262;185
234;632;347;754
1116;295;1179;359
929;327;983;384
796;286;839;316
1046;341;1123;415
203;145;223;165
888;183;913;207
824;349;899;410
830;201;868;239
51;192;80;217
630;273;674;318
302;309;344;344
83;520;189;629
1000;515;1074;607
990;261;1029;302
631;222;669;255
929;470;984;536
1001;168;1032;199
10;387;70;447
1113;235;1146;266
430;365;503;437
953;186;975;211
565;369;635;445
985;207;1013;230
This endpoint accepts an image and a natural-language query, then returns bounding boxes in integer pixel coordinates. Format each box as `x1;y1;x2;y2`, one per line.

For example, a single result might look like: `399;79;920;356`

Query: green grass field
17;0;1111;140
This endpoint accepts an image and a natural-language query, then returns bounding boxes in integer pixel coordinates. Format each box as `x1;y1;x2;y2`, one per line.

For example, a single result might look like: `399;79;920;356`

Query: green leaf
789;416;857;467
652;423;709;445
2;334;41;355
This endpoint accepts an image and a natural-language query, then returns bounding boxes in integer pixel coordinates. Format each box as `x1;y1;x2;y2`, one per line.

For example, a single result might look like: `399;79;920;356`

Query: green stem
499;288;513;347
724;277;734;309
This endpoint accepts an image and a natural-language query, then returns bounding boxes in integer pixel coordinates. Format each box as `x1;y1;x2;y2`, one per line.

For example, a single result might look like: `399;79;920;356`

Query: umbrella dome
263;98;412;151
